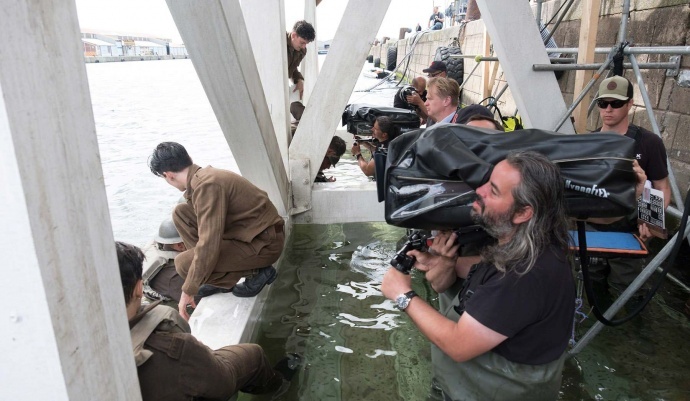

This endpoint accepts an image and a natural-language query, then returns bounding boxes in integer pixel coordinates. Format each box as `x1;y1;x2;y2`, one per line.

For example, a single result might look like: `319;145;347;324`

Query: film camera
379;123;638;275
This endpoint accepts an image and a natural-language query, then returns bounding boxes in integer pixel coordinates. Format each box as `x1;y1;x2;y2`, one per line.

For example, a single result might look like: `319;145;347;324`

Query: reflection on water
239;223;437;401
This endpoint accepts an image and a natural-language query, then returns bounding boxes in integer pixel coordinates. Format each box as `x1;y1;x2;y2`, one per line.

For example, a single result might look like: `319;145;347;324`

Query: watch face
396;295;410;310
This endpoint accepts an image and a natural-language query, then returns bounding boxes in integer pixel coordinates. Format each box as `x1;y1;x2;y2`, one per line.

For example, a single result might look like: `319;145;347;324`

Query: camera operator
382;151;575;400
394;77;428;123
351;116;401;178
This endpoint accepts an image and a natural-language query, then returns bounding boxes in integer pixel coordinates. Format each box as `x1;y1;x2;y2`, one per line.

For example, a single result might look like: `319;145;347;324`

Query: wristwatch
395;291;418;311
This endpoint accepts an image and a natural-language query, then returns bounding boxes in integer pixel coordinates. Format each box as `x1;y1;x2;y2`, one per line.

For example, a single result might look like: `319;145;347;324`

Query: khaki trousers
173;202;285;290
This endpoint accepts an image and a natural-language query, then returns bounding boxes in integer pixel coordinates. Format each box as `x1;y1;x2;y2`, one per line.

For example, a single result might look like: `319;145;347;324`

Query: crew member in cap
423;61;448;78
589;75;670;300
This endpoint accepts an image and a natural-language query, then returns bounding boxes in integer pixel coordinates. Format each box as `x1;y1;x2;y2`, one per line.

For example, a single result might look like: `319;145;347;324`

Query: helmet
155;218;182;244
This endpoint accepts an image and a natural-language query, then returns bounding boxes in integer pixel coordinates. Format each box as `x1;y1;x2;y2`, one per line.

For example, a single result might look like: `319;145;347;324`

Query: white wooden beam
302;0;319;105
167;0;289;215
0;1;140;399
292;185;386;224
476;0;575;134
241;0;292;171
289;0;392;188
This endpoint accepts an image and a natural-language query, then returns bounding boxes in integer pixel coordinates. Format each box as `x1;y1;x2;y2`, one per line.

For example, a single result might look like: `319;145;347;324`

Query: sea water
89;58;690;401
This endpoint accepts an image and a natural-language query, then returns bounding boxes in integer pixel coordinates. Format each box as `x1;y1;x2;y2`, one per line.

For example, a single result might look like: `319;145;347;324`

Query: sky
75;0;454;43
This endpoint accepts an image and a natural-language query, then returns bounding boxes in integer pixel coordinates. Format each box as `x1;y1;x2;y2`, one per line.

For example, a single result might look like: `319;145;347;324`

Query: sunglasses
597;99;628;109
428;71;444;77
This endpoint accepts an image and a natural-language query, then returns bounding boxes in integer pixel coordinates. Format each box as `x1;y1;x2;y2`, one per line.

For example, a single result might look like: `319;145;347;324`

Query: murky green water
239;223;690;401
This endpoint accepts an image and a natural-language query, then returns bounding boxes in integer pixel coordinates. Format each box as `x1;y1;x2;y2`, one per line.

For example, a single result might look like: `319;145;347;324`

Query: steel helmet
155;218;183;244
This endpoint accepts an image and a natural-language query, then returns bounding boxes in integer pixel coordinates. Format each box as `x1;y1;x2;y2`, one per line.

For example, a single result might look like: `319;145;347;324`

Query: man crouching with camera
382;151;575;400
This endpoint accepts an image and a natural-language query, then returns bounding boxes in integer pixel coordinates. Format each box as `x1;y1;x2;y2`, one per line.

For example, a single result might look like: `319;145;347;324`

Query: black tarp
383;123;637;229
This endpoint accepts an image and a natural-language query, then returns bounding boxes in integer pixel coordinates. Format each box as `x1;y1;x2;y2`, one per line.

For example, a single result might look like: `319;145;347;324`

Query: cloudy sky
75;0;450;43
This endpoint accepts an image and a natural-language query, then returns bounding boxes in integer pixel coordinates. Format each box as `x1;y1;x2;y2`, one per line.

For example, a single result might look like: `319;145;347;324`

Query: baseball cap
596;76;633;101
423;61;447;73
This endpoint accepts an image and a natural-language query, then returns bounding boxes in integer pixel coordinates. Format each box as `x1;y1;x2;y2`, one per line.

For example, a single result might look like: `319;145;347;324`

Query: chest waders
431;267;565;401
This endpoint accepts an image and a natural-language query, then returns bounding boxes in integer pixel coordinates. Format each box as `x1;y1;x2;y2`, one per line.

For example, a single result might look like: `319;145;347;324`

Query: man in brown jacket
286;20;315;122
149;142;285;319
117;241;299;401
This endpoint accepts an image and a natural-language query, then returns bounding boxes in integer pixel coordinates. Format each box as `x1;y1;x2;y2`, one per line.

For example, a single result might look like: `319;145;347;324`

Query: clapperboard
638;180;667;239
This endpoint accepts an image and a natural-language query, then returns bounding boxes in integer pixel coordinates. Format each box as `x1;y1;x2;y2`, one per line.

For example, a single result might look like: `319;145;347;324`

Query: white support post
476;0;576;134
167;0;289;215
289;0;392;196
241;0;291;172
302;0;319;105
0;1;141;399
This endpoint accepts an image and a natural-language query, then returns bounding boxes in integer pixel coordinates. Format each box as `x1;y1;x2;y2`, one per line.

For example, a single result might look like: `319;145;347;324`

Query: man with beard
382;151;575;400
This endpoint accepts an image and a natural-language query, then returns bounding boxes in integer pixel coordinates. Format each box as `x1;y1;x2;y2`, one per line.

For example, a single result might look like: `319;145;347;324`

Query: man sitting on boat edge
117;241;300;401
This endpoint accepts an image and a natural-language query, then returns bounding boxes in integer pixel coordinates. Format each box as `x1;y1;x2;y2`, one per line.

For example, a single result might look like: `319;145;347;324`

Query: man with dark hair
315;135;346;183
466;114;505;131
351;116;401;178
382;151;575;400
148;142;285;319
116;241;299;401
287;20;316;122
589;75;671;298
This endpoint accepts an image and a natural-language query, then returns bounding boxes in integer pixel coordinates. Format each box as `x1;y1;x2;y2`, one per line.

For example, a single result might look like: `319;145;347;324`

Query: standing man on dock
589;75;671;299
148;142;285;320
286;20;316;122
382;151;575;400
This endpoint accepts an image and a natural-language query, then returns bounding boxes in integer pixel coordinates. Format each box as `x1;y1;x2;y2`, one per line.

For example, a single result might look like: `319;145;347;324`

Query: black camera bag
342;103;421;135
383;124;636;229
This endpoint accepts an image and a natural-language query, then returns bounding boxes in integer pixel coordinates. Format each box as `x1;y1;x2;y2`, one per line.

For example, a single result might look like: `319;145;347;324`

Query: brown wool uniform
131;303;282;401
173;164;284;296
286;32;306;84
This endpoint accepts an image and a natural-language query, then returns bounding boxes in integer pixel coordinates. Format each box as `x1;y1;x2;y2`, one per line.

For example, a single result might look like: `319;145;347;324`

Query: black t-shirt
457;245;575;365
594;124;668;181
429;12;443;23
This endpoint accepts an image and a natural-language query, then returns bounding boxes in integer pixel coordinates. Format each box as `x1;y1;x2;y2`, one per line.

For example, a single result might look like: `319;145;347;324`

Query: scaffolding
455;0;690;354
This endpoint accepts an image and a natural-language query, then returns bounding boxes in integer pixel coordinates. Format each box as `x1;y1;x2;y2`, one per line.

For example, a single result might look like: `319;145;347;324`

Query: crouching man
382;151;575;400
149;142;285;320
117;241;300;401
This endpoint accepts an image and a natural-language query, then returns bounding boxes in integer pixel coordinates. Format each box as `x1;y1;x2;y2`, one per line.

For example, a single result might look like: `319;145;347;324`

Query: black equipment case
383;124;637;230
342;103;421;135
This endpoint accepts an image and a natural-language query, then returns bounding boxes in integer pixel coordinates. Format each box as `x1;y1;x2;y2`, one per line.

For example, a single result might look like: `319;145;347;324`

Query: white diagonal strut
0;1;141;399
167;0;289;215
241;0;292;172
477;0;576;134
289;0;392;184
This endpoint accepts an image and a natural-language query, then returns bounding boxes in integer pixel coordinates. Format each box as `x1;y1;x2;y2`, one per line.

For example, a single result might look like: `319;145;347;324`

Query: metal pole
536;0;543;25
534;61;678;71
492;82;509;103
569;221;690;355
548;46;690;55
618;0;630;44
459;58;483;91
553;53;615;131
453;55;574;63
629;55;685;211
543;0;575;45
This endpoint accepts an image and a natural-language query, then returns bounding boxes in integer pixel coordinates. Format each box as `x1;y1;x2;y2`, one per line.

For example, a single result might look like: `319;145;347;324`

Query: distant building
81;32;187;58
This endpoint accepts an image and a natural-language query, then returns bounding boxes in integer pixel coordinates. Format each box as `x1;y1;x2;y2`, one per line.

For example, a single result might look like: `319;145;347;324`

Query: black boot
194;284;232;304
232;266;277;298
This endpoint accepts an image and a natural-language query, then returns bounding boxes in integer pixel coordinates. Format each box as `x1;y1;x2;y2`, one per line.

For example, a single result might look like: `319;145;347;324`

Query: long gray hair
482;151;571;274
